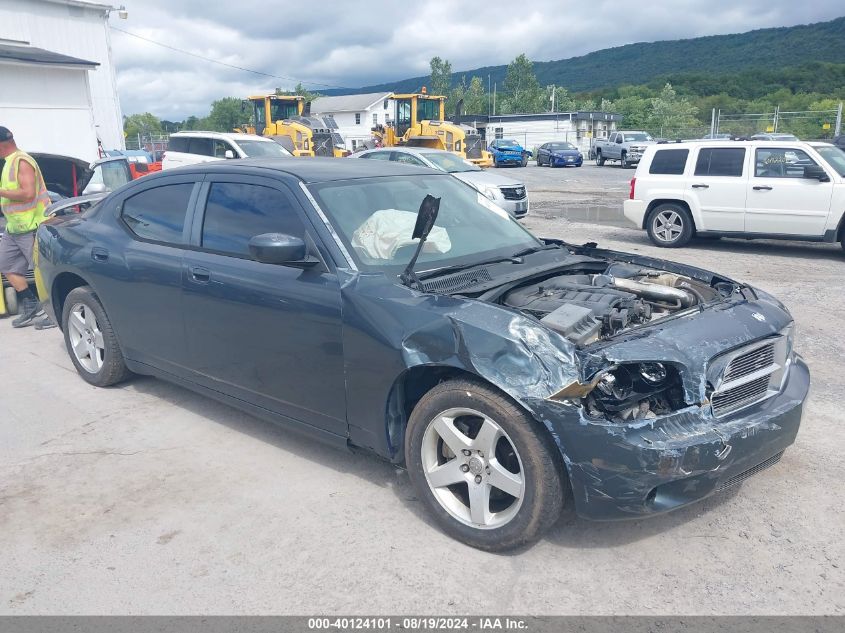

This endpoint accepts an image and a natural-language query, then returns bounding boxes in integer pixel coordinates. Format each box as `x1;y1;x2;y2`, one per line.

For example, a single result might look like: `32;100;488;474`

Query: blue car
537;141;583;167
488;139;531;167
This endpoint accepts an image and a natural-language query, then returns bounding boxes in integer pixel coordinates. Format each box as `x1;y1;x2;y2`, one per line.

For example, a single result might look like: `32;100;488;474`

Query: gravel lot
1;163;843;615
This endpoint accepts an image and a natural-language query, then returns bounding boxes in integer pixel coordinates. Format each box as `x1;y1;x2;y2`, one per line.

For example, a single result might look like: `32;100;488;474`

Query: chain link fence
714;105;842;140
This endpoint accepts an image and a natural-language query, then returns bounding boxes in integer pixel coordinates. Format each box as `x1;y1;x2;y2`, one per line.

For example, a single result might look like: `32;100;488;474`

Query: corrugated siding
0;0;124;151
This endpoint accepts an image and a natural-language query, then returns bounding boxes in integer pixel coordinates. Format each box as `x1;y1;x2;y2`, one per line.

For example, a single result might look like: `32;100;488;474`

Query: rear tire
520;155;528;167
596;150;604;166
646;203;694;248
405;378;565;551
62;286;131;387
4;286;19;315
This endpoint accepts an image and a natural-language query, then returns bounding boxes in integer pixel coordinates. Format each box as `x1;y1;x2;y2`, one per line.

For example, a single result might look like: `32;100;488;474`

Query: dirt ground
1;164;843;614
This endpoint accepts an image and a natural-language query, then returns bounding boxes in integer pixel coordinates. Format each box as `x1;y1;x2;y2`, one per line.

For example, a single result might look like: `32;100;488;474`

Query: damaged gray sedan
36;159;809;551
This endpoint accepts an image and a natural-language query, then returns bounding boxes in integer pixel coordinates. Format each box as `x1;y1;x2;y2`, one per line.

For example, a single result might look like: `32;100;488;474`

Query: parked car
750;133;799;141
36;158;808;550
488;139;531;167
594;131;656;168
162;131;291;170
354;147;529;218
536;142;583;168
831;135;845;150
624;140;845;249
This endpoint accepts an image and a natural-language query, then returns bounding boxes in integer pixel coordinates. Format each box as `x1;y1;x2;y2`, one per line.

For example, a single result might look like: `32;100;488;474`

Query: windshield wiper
510;243;562;258
419;244;562;281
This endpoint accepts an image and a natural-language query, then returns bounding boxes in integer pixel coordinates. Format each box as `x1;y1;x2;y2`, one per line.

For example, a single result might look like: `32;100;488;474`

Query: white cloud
111;0;845;119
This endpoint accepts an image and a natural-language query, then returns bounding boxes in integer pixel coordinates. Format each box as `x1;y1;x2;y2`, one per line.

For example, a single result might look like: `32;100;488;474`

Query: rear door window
694;148;746;177
649;149;689;175
200;182;305;257
121;183;194;244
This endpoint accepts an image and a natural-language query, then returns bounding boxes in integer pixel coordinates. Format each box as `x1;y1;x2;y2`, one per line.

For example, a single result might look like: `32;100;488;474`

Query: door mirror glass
224;149;235;159
803;164;829;182
248;233;307;264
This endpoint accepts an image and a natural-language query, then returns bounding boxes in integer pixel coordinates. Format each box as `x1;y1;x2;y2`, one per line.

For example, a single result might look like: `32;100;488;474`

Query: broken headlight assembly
584;362;687;422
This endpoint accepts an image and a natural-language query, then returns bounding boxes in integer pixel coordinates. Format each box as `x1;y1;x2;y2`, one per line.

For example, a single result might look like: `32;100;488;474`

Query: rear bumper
623;199;647;228
534;355;809;520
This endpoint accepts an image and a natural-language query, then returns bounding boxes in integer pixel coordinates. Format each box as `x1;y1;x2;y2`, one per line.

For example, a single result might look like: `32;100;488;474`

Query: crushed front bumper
533;355;809;520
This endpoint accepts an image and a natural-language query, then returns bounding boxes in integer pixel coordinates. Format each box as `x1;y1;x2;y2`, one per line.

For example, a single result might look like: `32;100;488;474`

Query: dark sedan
537;142;583;167
36;159;808;551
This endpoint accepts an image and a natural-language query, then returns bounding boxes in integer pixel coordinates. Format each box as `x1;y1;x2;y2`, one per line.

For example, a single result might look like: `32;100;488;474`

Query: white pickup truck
624;140;845;250
593;131;656;168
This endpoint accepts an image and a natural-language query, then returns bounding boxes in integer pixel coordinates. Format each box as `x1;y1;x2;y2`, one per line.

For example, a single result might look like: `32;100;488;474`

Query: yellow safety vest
1;150;50;234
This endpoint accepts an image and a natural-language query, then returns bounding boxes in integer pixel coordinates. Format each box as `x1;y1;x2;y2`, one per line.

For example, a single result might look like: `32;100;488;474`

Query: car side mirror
803;164;829;182
224;149;235;159
248;233;317;267
616;137;623;144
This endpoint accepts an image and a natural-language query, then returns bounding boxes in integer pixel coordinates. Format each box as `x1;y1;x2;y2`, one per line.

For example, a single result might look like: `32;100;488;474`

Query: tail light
629;177;636;200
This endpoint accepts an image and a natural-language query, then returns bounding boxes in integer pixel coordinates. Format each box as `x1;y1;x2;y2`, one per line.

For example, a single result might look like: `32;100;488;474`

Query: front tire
62;286;131;387
405;379;564;551
646;203;694;248
596;150;604;166
620;151;628;168
520;155;528;167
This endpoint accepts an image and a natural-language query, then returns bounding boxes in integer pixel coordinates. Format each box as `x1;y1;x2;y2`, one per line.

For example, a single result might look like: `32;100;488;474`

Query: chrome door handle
91;247;109;262
189;267;211;283
753;185;773;191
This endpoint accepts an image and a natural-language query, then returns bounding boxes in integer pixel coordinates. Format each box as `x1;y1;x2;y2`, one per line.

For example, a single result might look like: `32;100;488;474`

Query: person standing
0;126;50;328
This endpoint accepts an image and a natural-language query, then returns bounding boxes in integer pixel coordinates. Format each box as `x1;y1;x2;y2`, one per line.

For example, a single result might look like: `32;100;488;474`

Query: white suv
162;131;291;170
624;140;845;250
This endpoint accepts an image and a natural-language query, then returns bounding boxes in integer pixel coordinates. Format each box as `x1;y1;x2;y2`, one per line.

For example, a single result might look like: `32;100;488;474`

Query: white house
0;0;125;158
460;112;622;154
310;92;394;151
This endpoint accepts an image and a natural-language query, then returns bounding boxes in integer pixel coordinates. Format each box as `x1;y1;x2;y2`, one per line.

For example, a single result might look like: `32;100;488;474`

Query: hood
28;153;94;198
452;170;522;188
550;148;581;155
493;145;524;152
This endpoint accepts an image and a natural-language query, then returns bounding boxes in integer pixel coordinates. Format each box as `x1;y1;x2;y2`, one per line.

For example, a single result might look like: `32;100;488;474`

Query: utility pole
493;83;496;116
773;105;780;133
487;74;491;116
835;101;843;136
710;108;716;138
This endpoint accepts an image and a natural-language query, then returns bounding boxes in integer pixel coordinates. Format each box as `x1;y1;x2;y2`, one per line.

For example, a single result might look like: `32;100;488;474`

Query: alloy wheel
653;209;685;243
67;302;105;373
421;407;525;529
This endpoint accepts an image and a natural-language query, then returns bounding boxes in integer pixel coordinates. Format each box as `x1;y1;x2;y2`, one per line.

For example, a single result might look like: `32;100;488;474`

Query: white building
310;92;394;151
0;0;124;159
461;112;622;154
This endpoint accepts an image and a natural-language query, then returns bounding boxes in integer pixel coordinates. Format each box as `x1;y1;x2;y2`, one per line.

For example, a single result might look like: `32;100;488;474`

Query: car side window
121;183;194;244
188;138;214;157
213;141;234;158
694;148;746;177
168;137;188;153
392;153;425;166
201;182;305;257
648;149;689;175
755;148;818;178
361;152;391;161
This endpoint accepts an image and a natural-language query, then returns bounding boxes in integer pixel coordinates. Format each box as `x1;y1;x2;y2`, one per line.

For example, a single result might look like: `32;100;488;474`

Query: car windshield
816;145;845;177
549;142;576;151
308;174;539;274
422;152;480;173
236;140;292;158
496;140;518;147
625;133;653;142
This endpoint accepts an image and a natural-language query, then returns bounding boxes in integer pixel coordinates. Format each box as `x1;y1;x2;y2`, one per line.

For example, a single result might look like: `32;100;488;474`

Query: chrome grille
708;331;791;419
500;186;527;201
723;342;776;382
711;375;770;416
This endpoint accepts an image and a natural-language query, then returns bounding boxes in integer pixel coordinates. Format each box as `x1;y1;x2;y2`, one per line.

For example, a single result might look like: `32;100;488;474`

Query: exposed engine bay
501;263;723;346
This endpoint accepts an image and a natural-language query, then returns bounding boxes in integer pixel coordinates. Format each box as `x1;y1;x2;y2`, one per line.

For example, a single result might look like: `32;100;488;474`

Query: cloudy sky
111;0;844;120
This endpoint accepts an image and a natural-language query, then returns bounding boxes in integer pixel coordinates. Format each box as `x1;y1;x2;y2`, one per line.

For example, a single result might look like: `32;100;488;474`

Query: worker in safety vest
0;126;51;328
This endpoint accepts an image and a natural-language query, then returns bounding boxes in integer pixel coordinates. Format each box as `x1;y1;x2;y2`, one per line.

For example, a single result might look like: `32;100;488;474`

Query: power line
111;26;352;91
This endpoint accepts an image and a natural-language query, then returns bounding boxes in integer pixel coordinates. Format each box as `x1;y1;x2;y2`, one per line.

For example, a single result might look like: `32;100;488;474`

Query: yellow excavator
238;95;348;158
372;88;492;167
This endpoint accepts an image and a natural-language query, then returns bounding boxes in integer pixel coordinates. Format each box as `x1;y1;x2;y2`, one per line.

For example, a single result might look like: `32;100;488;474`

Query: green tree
123;112;162;139
648;83;698;136
276;82;321;103
205;97;244;132
501;54;545;113
429;56;452;97
449;75;487;115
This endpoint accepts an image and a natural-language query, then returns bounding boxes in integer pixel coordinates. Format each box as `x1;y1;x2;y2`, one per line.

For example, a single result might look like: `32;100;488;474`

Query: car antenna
400;194;441;289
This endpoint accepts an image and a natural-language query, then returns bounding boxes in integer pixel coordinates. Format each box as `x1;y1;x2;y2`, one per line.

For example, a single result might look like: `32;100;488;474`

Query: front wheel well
51;272;90;328
644;199;696;232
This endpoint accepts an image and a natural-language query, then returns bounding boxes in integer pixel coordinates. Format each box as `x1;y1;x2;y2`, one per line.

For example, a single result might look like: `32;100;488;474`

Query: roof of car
170;131;273;142
358;146;448;156
169;157;440;183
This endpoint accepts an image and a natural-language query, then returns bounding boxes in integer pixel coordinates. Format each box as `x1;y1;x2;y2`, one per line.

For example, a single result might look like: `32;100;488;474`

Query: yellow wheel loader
238;95;349;158
372;89;492;167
